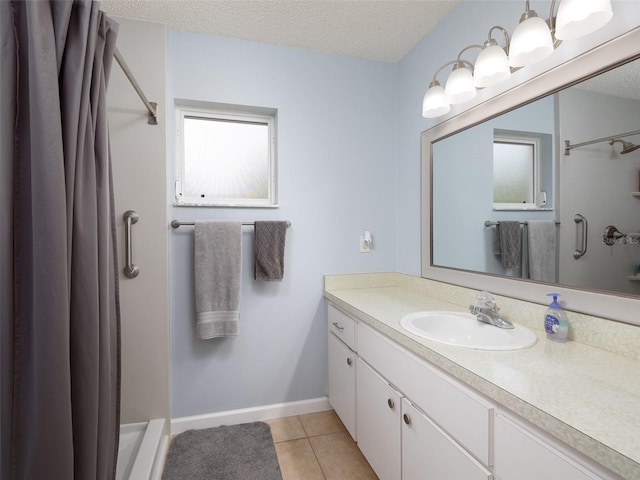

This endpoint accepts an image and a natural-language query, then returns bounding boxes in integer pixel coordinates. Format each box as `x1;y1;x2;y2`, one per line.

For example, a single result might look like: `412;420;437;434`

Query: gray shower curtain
1;1;121;479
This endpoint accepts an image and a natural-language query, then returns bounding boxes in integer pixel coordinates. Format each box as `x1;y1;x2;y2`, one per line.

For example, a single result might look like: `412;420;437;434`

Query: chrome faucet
469;291;514;329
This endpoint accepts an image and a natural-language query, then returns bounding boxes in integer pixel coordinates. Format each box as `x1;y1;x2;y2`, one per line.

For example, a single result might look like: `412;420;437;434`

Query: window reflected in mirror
492;129;551;210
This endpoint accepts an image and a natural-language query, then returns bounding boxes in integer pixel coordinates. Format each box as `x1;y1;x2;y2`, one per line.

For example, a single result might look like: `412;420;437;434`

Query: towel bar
171;220;291;229
484;220;560;227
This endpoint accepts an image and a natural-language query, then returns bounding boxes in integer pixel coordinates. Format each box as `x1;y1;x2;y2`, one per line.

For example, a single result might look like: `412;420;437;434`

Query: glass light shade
474;44;511;88
422;84;450;118
445;66;477;104
509;16;554;67
555;0;613;40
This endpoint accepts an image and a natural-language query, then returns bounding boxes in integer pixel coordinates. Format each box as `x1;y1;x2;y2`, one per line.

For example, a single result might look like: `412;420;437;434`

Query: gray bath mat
162;421;282;480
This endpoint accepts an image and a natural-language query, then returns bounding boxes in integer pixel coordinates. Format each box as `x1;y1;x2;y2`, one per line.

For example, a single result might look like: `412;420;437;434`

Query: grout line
299;415;328;480
306;433;328;480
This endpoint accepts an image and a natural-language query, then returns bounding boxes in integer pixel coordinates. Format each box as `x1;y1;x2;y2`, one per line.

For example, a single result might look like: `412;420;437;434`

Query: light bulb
474;43;511;88
555;0;613;40
509;14;554;67
445;64;477;104
422;82;450;118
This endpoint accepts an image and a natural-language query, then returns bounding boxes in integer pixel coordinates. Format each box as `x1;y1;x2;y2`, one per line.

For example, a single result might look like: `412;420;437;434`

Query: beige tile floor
266;410;378;480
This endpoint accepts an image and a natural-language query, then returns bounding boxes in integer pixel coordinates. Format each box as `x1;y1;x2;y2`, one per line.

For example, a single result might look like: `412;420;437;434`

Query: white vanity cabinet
326;304;357;439
326;299;627;480
356;358;402;480
402;399;492;480
355;321;493;480
494;413;623;480
357;322;494;468
355;356;492;480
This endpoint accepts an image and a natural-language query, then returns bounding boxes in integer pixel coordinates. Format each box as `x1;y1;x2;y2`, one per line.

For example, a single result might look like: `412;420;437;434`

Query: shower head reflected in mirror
609;138;640;155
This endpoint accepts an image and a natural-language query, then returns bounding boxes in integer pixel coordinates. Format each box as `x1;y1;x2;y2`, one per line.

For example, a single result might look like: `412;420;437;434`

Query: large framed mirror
422;27;640;325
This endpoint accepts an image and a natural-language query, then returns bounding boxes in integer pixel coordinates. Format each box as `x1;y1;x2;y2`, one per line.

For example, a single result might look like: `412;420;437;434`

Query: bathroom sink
400;311;537;351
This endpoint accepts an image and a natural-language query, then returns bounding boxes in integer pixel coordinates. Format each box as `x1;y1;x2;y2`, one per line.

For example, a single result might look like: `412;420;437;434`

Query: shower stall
107;16;171;480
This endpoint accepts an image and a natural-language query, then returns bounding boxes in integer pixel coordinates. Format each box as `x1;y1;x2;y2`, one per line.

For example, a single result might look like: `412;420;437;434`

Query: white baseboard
170;396;332;435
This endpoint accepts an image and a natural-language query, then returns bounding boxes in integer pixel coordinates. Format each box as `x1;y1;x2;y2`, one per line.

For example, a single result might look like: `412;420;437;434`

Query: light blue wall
166;1;640;418
167;32;398;417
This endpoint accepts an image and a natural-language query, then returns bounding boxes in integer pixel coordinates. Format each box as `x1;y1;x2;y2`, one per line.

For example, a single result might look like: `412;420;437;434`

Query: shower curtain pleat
1;2;121;479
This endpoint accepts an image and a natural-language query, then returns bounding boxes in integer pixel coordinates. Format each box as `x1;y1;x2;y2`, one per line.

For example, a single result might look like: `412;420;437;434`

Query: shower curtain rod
171;220;292;229
113;48;158;125
564;128;640;155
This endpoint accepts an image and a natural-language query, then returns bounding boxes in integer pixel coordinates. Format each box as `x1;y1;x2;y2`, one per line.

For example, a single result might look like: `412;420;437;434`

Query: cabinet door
402;399;493;480
328;333;356;439
358;323;493;467
356;358;402;480
495;414;604;480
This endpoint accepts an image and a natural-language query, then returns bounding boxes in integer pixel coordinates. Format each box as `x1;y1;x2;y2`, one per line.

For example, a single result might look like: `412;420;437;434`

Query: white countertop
324;284;640;480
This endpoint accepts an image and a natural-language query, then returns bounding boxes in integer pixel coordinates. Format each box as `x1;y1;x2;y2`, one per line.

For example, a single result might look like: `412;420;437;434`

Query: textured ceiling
100;0;460;63
576;58;640;101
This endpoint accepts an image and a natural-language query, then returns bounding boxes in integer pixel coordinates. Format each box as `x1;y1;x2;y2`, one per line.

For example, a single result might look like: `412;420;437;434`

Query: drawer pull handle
332;322;344;332
403;414;411;426
346;357;352;366
387;398;395;410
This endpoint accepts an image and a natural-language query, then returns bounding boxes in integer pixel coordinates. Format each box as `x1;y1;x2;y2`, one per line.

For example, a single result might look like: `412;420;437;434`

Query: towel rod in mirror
484;220;560;227
171;220;291;229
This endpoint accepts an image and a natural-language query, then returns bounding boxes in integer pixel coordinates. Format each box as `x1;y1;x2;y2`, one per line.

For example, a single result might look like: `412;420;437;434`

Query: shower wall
107;17;170;425
558;88;640;295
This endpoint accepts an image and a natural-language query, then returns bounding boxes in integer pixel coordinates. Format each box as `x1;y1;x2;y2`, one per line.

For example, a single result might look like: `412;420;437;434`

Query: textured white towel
194;221;242;339
527;220;556;282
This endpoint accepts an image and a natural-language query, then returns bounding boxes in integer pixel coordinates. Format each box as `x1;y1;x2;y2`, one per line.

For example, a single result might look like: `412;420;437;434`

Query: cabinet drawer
327;303;356;350
358;323;494;467
402;399;493;480
495;414;614;480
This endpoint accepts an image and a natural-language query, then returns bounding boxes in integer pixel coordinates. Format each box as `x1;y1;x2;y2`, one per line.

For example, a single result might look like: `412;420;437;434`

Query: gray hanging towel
254;221;288;281
194;220;242;339
495;221;521;270
528;220;557;282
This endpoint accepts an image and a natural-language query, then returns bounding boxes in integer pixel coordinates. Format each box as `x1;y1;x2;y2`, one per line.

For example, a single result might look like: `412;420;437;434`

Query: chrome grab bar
573;213;588;259
123;210;140;278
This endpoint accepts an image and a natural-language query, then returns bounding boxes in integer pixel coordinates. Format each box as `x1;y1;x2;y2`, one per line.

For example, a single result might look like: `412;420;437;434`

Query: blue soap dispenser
544;293;568;343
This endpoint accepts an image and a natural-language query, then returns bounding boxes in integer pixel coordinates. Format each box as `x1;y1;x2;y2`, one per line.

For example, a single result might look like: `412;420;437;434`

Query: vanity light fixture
508;2;555;67
421;0;614;119
554;0;613;40
474;26;511;88
423;60;467;118
445;45;481;104
423;48;480;118
422;79;450;118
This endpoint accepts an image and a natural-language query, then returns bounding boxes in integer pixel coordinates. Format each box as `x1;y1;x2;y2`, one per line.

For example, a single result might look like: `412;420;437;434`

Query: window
175;103;277;207
492;129;552;211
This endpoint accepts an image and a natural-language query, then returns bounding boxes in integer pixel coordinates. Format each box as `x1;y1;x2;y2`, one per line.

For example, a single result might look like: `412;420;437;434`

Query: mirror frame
421;27;640;326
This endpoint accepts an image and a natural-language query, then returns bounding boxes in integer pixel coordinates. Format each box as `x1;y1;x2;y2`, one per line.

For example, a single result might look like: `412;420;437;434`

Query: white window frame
175;103;277;207
493;132;541;211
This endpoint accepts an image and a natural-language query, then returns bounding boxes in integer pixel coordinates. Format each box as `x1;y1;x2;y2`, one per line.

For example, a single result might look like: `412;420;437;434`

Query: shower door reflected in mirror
431;56;640;296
